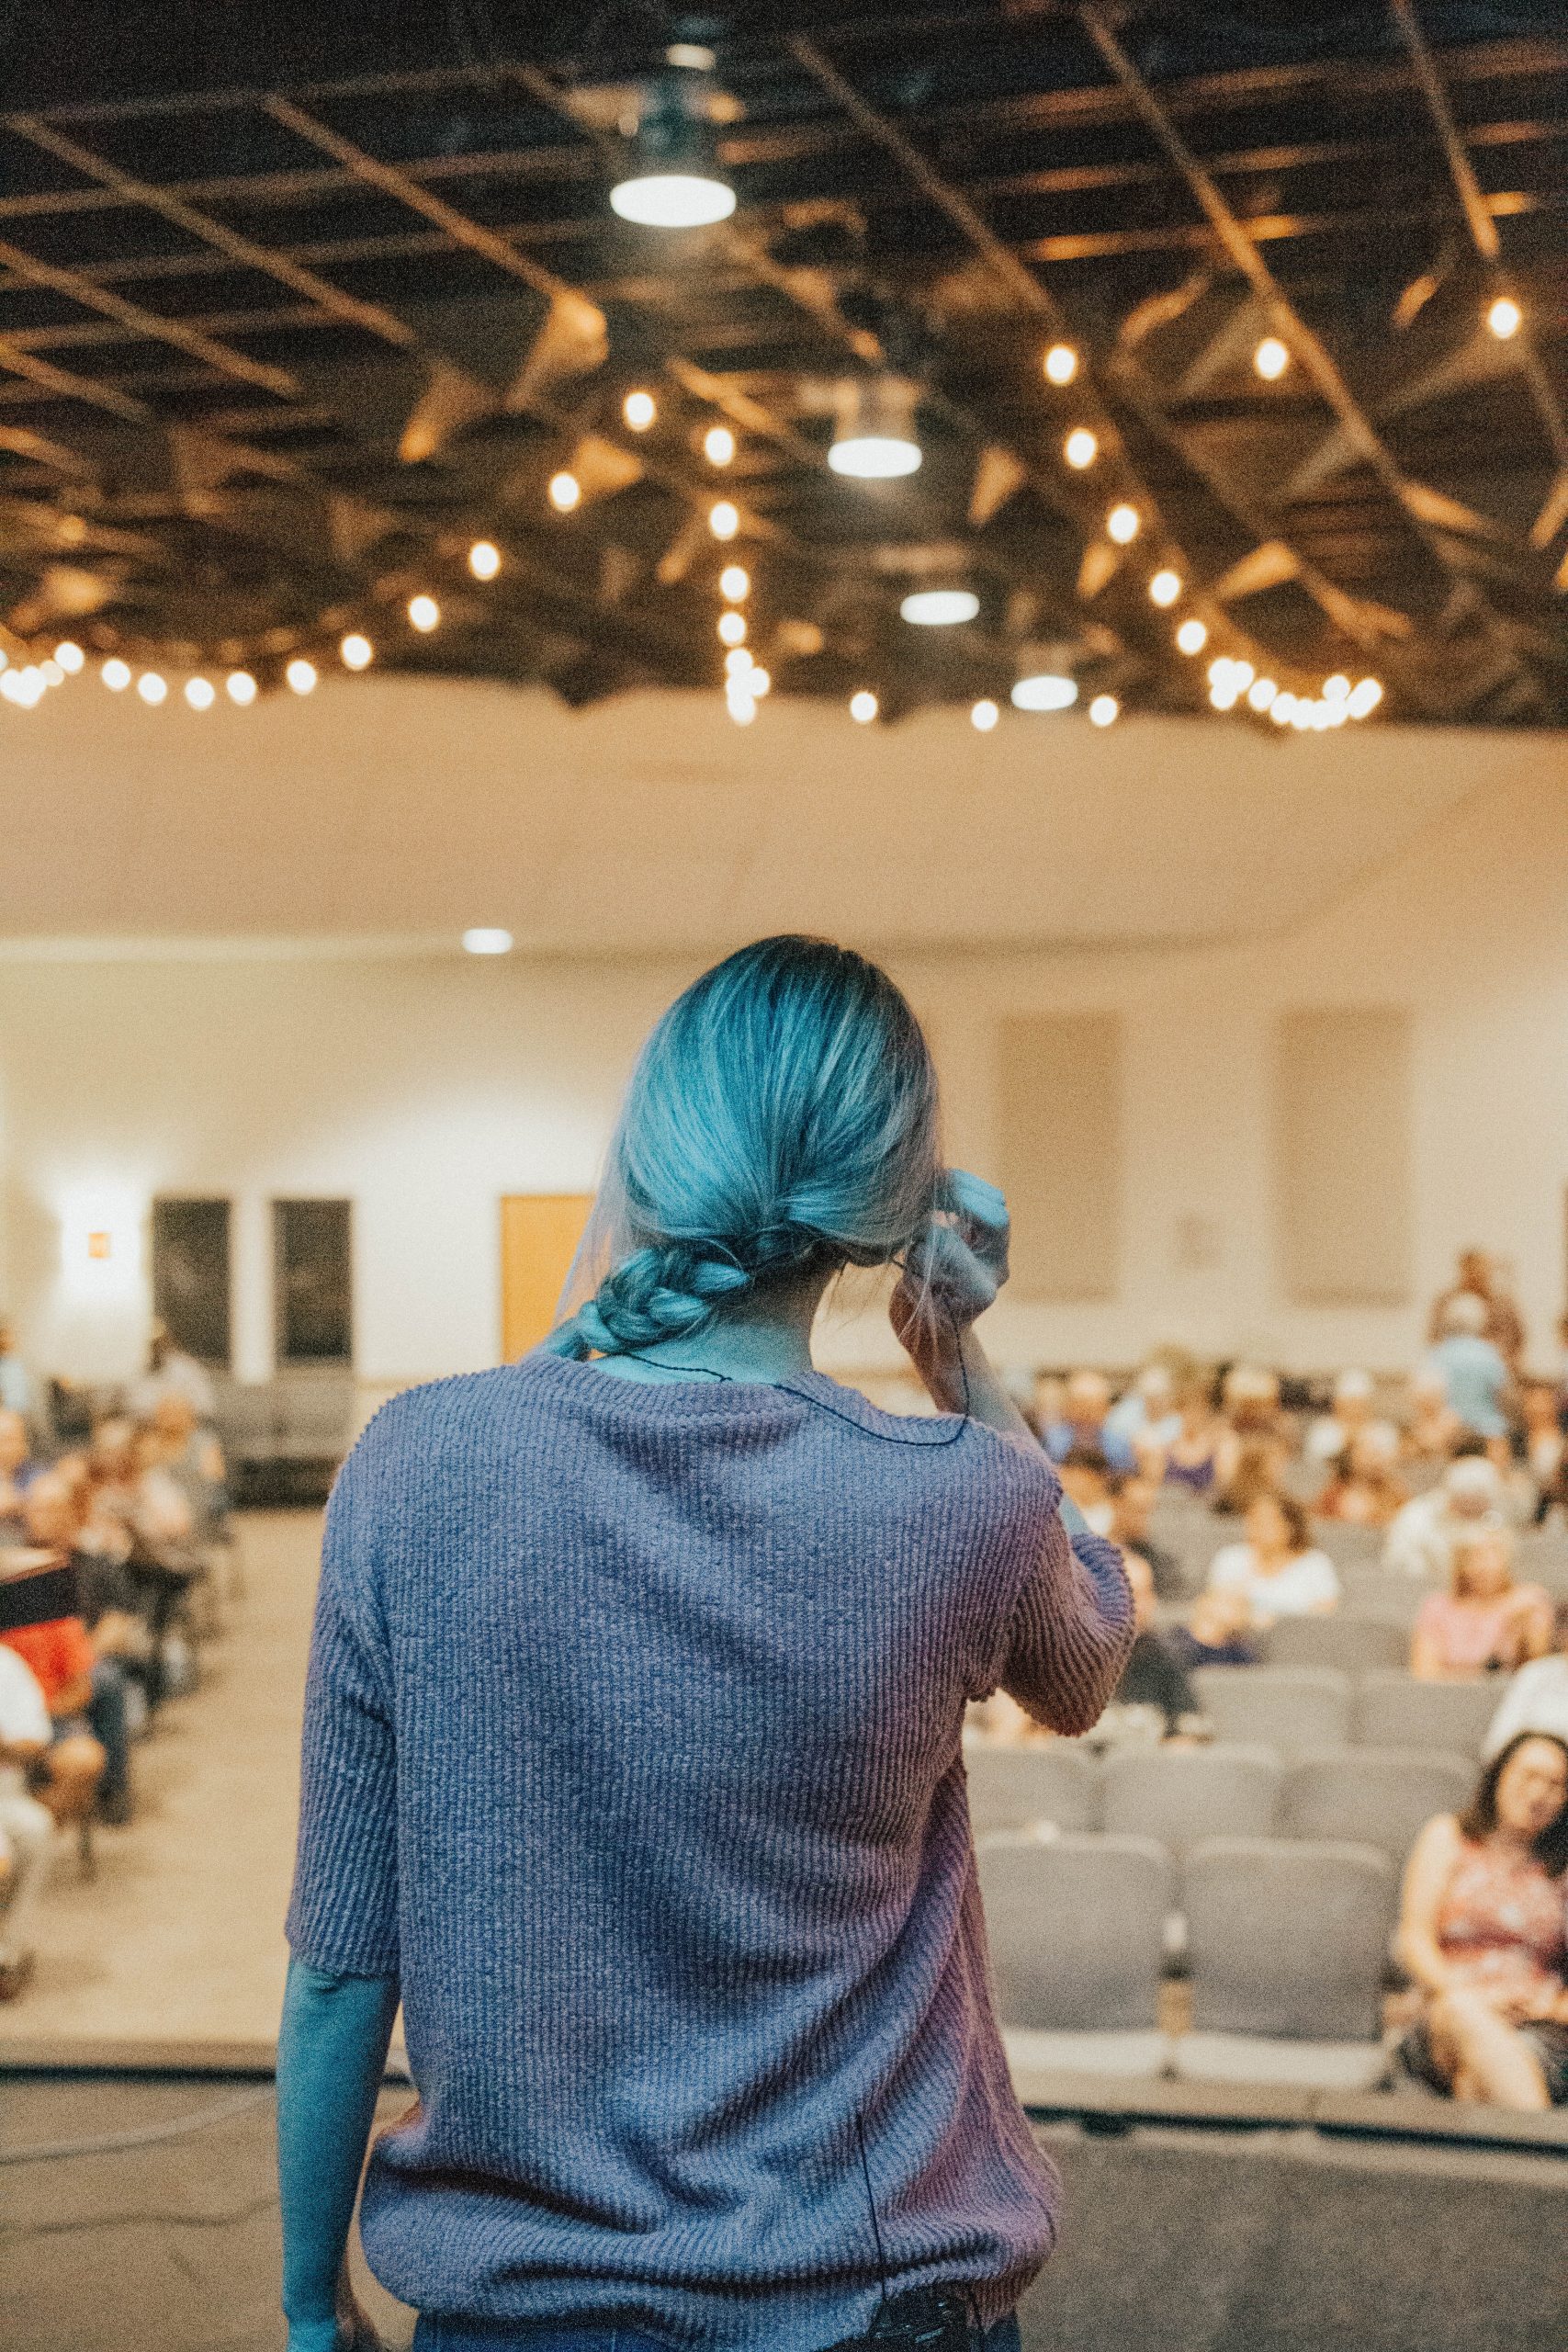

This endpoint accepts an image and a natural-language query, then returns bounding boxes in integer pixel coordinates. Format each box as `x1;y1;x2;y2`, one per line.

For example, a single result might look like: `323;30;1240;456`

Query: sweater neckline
513;1345;962;1441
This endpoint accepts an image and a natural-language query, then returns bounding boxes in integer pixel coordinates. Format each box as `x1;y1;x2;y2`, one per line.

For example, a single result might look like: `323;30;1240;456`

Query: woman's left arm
276;1959;400;2352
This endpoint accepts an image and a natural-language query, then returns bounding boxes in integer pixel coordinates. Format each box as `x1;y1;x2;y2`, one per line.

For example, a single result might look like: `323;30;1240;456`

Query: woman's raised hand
890;1170;1010;1400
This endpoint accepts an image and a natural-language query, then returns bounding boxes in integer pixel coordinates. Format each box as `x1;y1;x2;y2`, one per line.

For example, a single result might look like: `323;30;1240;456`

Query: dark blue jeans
413;2313;1022;2352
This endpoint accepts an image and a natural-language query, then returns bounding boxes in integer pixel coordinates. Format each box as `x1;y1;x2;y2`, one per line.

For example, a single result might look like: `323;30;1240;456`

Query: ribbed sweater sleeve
992;1452;1136;1736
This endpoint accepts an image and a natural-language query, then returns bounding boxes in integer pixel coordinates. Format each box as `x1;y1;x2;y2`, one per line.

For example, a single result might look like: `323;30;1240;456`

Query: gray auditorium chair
1190;1664;1351;1755
1334;1567;1432;1627
1312;1521;1385;1569
1280;1747;1473;1866
978;1833;1175;2079
1175;1837;1395;2089
1354;1671;1502;1756
1101;1741;1282;1860
964;1742;1100;1842
1261;1614;1409;1675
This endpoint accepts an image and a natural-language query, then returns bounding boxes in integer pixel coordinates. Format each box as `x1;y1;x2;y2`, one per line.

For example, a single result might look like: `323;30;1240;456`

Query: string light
727;689;757;725
184;676;216;709
53;640;85;673
1209;678;1239;712
1043;344;1078;386
708;500;739;540
1269;692;1297;726
717;610;747;646
704;424;736;466
719;564;750;601
1011;673;1077;711
38;659;62;686
340;632;374;671
286;657;318;695
1487;295;1521;341
1176;618;1208;655
1290;699;1314;730
137;671;167;706
468;539;501;581
1247;675;1279;712
1106;503;1140;544
408;594;440;632
1148;569;1181;607
1;668;41;707
1254;336;1291;380
748;667;771;697
226;670;257;706
101;657;131;691
1064;427;1098;469
970;697;999;732
623;390;657;430
850;689;878;723
1322;673;1351;704
724;647;753;677
548;471;581;513
1088;694;1119;727
1347;676;1383;718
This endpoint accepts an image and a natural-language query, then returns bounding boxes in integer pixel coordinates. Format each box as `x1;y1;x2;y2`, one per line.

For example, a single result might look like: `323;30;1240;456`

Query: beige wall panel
998;1013;1122;1302
1275;1009;1412;1305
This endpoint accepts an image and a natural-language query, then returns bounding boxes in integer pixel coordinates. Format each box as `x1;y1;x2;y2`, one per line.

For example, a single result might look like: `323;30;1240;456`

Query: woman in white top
1207;1491;1340;1627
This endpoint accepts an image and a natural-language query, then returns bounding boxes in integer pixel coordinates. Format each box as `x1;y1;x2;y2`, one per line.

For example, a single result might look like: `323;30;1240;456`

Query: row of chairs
966;1737;1472;1867
980;1832;1395;2090
1190;1664;1501;1756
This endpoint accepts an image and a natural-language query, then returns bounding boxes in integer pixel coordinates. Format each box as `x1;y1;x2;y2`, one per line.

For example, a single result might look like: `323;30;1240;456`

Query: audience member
1163;1376;1224;1495
0;1643;54;2002
125;1319;216;1425
1039;1371;1134;1473
1056;1446;1116;1537
1167;1589;1260;1670
1211;1434;1291;1519
0;1317;30;1419
1108;1472;1183;1597
1520;1382;1564;1510
1211;1365;1282;1499
1207;1492;1340;1626
1106;1552;1198;1735
148;1393;228;1544
1410;1526;1551;1682
0;1611;107;1834
1426;1292;1511;1442
16;1475;136;1824
1315;1426;1410;1528
1429;1249;1526;1376
1305;1369;1397;1467
1101;1363;1181;1468
1483;1604;1568;1760
1396;1733;1568;2109
0;1408;39;1530
1384;1452;1503;1580
1401;1368;1462;1473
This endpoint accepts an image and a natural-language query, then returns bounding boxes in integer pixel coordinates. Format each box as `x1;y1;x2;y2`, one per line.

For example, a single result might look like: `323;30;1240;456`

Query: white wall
1;747;1565;1388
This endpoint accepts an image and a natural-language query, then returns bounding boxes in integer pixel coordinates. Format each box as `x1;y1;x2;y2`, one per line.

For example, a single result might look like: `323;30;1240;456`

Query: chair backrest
964;1742;1101;1840
1512;1546;1568;1601
1335;1568;1433;1627
1261;1615;1409;1675
1101;1741;1282;1858
1354;1671;1503;1755
1312;1521;1386;1568
1190;1665;1351;1755
1280;1747;1474;1862
977;1833;1174;2031
1184;1837;1395;2040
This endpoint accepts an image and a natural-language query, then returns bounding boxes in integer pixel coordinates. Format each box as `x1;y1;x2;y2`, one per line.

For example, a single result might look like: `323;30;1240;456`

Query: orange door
500;1193;595;1361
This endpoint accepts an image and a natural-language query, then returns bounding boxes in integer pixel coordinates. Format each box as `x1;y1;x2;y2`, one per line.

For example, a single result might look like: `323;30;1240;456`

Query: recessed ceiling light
900;589;979;627
1011;673;1077;712
462;927;513;956
1486;296;1521;340
970;698;999;731
1254;336;1291;379
1043;344;1078;386
1088;694;1119;727
610;172;736;228
468;539;501;580
850;690;878;723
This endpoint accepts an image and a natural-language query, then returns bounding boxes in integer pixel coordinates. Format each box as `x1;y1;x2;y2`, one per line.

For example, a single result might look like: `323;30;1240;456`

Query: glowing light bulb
704;424;736;466
850;690;878;724
708;499;739;540
1347;676;1383;718
1254;336;1290;380
727;688;757;725
226;669;257;706
407;594;440;633
101;657;131;692
340;633;374;671
723;647;753;677
609;171;736;230
1322;673;1351;703
1270;692;1297;726
1011;673;1077;712
1064;427;1098;469
1043;344;1078;386
623;389;657;431
1148;569;1181;607
548;471;581;513
53;640;85;673
720;565;750;602
1088;694;1119;727
468;539;501;581
1106;503;1140;545
462;928;513;956
1229;660;1255;690
184;676;216;709
970;697;999;732
286;657;318;695
1209;684;1239;712
1176;618;1208;656
717;610;747;646
748;668;771;697
39;659;63;686
1247;676;1279;712
137;670;167;706
1487;295;1521;341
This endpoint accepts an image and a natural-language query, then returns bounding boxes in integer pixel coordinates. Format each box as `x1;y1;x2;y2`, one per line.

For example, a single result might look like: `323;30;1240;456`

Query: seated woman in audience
1207;1491;1340;1627
1316;1426;1410;1528
1305;1369;1398;1469
19;1473;138;1823
1401;1368;1461;1477
1106;1551;1198;1736
0;1610;107;1835
1410;1524;1551;1683
1163;1375;1224;1495
1055;1445;1116;1537
1396;1731;1568;2109
1167;1588;1260;1670
1520;1381;1565;1518
1211;1364;1282;1500
1484;1602;1568;1758
1211;1433;1291;1519
0;1408;39;1532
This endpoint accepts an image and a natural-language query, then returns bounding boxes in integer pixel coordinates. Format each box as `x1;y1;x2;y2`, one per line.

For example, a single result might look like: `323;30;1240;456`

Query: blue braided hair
545;935;942;1360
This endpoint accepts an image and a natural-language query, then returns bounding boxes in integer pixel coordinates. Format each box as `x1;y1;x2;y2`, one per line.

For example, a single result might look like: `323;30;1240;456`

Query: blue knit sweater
286;1351;1134;2346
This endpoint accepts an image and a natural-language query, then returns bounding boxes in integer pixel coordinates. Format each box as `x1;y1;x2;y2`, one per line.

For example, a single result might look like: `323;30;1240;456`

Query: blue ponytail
546;935;941;1360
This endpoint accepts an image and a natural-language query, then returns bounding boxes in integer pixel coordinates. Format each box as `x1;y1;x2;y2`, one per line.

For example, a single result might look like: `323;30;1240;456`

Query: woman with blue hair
278;935;1133;2352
